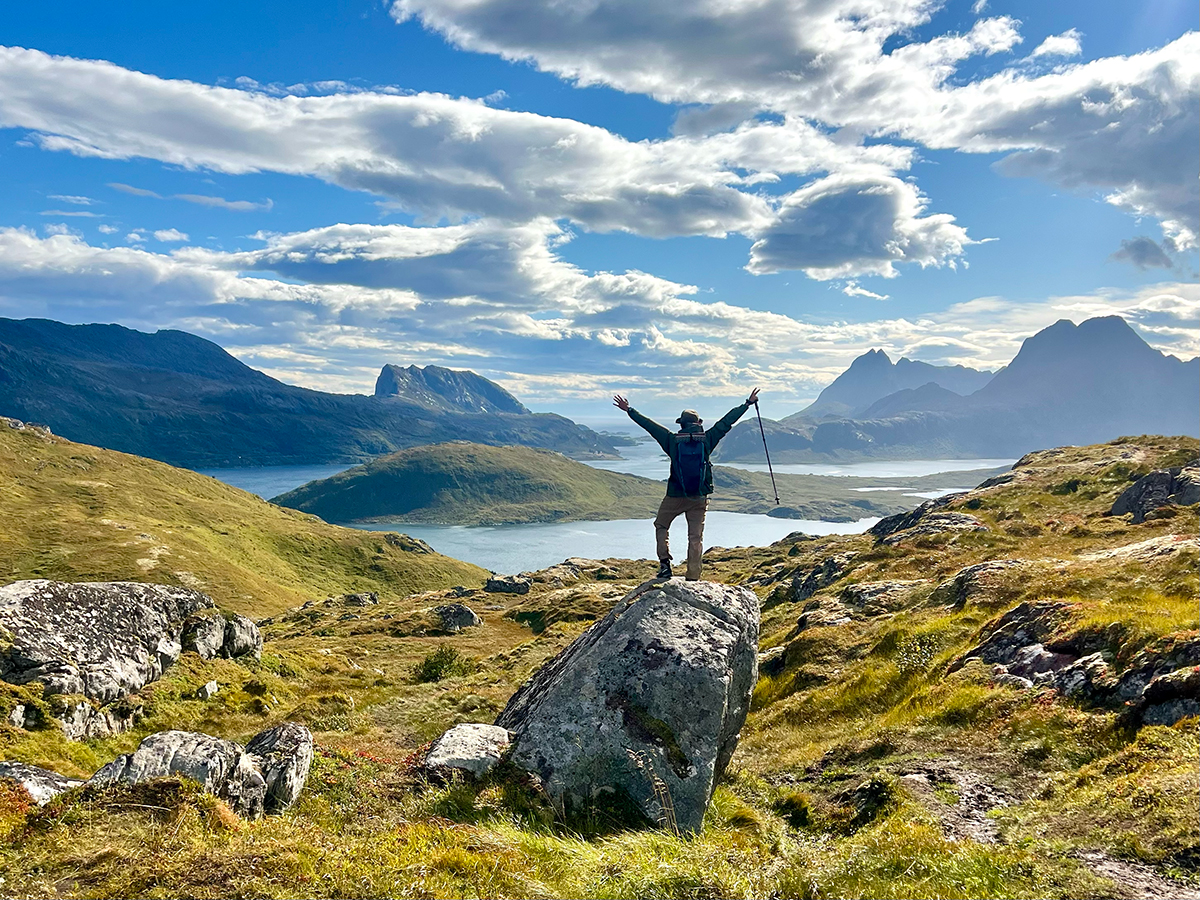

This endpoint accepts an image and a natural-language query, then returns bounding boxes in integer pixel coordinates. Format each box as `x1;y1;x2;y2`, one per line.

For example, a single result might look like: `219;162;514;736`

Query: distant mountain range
0;318;618;467
718;316;1199;461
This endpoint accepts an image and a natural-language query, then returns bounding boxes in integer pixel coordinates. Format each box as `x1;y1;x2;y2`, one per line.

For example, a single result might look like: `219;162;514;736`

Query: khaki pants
654;495;708;580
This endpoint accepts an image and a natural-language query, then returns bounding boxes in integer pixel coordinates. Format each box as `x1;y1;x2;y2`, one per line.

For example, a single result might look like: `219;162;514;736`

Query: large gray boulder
90;730;267;817
181;609;263;660
89;723;314;818
1109;464;1200;523
245;722;315;814
0;580;213;703
495;579;759;834
221;613;263;660
0;760;84;805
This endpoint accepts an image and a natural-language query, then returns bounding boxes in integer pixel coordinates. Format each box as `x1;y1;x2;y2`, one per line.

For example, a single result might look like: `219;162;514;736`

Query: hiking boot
656;559;673;579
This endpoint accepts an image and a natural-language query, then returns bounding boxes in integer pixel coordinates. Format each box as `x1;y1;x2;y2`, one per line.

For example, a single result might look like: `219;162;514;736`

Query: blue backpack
674;432;709;495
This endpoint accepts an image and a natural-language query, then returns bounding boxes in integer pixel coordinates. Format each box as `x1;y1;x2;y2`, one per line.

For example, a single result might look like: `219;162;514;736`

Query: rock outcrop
929;561;1023;608
495;579;759;834
0;760;84;805
181;610;262;660
788;552;857;603
433;603;482;632
1109;463;1200;523
245;722;316;814
423;723;512;781
485;574;532;595
0;580;215;738
89;724;313;818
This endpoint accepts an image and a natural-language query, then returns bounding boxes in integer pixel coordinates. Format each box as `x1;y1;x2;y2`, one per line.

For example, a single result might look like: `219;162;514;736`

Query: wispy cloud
108;181;271;212
153;228;189;242
48;193;96;205
39;209;102;217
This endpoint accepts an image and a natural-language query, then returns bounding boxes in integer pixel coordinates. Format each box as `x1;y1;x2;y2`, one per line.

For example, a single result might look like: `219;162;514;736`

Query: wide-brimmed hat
676;409;702;425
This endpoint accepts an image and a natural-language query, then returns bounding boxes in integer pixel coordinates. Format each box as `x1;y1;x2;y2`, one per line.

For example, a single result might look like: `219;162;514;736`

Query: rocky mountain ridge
719;315;1199;462
0;317;617;466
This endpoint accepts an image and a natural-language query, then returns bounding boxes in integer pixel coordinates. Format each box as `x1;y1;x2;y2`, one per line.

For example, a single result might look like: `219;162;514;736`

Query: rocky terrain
0;317;619;466
718;316;1200;462
0;432;1196;899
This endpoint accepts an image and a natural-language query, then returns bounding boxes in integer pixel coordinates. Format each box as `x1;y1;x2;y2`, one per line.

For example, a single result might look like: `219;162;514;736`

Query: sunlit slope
0;423;486;616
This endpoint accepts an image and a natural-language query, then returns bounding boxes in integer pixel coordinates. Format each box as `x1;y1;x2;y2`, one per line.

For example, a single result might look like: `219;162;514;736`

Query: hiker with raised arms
613;388;761;581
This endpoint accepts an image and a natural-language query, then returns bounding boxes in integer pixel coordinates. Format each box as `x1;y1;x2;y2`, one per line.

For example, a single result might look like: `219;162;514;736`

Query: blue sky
0;0;1196;424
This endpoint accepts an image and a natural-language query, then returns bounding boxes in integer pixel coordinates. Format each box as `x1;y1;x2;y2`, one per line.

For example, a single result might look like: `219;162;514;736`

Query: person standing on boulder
613;389;760;581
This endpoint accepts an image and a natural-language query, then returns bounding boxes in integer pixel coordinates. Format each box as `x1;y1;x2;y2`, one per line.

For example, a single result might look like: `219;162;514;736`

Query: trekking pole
753;400;780;504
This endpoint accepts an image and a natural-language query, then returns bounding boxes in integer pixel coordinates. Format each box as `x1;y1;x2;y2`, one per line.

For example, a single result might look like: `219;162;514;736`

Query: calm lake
197;446;1013;574
345;512;878;575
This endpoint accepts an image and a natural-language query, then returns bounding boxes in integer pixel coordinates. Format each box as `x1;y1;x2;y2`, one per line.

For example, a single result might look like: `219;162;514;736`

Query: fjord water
196;444;1012;573
347;512;879;575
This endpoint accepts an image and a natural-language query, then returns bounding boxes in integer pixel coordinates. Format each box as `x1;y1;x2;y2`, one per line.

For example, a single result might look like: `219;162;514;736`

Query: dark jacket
626;402;751;497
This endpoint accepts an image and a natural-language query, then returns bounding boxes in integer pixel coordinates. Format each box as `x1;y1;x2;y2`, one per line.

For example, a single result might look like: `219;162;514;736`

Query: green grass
1;434;1197;898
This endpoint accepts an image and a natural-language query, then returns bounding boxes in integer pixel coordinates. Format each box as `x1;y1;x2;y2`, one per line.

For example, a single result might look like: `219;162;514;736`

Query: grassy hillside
1;434;1196;899
0;420;486;618
271;441;984;525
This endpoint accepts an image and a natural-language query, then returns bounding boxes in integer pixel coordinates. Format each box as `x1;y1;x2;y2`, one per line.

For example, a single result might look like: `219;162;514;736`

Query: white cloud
746;171;972;278
390;2;1198;246
39;209;102;217
0;45;964;278
48;193;95;205
153;228;189;242
125;231;145;242
175;193;272;212
1030;29;1083;59
842;282;889;300
97;223;118;234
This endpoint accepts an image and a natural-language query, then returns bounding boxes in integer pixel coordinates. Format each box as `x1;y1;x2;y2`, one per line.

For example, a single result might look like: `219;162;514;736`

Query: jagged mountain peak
374;363;529;415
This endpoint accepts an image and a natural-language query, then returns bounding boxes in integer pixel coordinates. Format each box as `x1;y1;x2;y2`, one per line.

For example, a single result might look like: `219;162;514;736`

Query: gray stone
1137;666;1200;726
496;579;759;834
795;597;851;631
1007;643;1076;678
90;730;267;818
424;723;512;781
50;696;142;741
221;614;262;660
434;603;483;632
181;609;226;659
869;495;966;542
880;513;988;545
1110;464;1200;523
485;574;532;595
245;722;314;814
952;601;1075;672
1053;653;1113;700
789;553;857;603
0;580;213;705
0;760;83;805
840;580;926;614
341;592;379;607
5;704;26;729
929;560;1023;609
197;680;219;700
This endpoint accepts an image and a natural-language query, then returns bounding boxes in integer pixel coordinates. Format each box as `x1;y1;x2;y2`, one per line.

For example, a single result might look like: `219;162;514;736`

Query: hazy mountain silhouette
719;316;1199;461
0;318;617;467
796;351;993;419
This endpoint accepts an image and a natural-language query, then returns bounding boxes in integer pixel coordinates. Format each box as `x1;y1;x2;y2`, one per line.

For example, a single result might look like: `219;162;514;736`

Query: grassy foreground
0;432;1197;899
271;441;996;525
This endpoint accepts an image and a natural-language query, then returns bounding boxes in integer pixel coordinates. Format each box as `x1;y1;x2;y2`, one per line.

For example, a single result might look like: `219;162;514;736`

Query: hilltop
0;418;485;617
719;316;1199;462
270;441;998;525
1;434;1196;899
0;318;618;467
